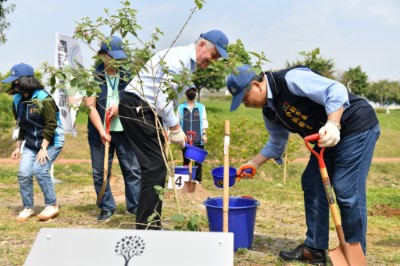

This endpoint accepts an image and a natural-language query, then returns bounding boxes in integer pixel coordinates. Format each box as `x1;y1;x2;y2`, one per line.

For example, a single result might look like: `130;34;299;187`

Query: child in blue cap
2;63;64;222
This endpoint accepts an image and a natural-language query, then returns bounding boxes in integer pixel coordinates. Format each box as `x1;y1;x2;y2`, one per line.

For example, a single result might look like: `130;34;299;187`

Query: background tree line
1;1;399;156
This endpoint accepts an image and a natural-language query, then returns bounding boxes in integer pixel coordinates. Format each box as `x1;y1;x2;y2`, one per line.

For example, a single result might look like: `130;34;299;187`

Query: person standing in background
177;86;208;183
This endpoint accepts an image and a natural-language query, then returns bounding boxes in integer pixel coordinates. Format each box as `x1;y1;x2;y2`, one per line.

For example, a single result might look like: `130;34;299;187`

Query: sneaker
97;210;113;222
52;178;63;184
16;208;35;222
37;204;60;221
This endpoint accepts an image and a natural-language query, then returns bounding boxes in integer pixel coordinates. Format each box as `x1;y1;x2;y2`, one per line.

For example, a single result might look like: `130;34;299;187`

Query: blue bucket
211;166;237;188
203;197;260;251
175;166;198;180
184;143;208;163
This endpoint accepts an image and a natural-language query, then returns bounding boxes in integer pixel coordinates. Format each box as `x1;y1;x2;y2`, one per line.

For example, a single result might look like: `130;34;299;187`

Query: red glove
237;160;259;181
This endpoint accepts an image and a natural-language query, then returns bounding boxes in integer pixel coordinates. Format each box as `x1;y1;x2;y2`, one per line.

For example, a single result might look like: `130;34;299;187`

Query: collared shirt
260;67;349;163
125;44;197;127
105;74;124;131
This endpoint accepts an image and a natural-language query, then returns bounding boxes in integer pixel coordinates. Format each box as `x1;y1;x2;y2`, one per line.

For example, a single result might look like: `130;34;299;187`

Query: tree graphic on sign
115;235;145;266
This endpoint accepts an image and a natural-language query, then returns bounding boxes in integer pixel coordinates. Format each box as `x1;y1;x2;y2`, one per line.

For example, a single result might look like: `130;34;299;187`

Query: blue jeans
302;124;380;254
18;146;62;208
89;131;141;213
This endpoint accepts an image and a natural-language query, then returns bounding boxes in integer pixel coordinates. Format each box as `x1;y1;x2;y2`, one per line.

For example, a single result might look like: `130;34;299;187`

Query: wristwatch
40;146;47;151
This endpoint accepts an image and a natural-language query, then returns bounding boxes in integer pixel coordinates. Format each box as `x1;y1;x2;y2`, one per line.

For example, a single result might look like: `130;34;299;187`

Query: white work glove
169;127;186;149
318;120;341;147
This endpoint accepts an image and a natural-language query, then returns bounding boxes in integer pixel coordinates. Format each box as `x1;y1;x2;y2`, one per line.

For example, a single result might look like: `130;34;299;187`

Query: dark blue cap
1;63;34;83
200;30;229;58
100;36;127;59
226;65;256;111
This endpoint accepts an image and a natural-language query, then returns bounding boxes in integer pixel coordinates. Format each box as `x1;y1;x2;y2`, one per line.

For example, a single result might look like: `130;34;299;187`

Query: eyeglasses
241;83;252;104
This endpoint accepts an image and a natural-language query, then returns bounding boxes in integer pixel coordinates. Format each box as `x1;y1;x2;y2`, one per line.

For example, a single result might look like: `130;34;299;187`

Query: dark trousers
119;92;166;229
182;144;204;182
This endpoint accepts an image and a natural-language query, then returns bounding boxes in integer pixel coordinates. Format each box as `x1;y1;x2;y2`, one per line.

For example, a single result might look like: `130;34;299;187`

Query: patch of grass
368;186;400;208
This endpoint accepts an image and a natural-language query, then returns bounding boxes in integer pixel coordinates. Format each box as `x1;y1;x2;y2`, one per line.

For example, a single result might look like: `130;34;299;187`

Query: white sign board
53;33;84;136
167;173;190;190
25;228;234;266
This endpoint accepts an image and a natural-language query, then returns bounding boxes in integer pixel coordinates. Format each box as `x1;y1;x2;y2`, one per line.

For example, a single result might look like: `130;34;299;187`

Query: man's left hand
36;149;50;165
318;121;340;147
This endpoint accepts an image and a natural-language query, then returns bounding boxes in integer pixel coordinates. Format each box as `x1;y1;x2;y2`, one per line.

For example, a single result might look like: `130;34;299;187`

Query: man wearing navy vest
226;64;380;265
177;86;208;183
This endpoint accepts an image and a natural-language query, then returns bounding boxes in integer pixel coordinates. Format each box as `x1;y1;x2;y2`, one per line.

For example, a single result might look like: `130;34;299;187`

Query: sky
1;0;399;82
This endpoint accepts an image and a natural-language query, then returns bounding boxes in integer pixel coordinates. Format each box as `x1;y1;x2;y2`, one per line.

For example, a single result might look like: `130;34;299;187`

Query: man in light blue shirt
226;65;379;265
119;30;229;230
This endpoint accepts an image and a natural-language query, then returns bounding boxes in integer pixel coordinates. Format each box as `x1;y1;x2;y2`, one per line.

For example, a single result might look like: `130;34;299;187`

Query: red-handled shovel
183;131;197;192
304;133;366;266
97;112;111;205
186;131;196;182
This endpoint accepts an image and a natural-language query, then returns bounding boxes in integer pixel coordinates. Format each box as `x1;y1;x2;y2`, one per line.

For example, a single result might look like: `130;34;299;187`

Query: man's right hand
100;130;111;144
11;148;20;160
169;126;186;148
237;160;259;180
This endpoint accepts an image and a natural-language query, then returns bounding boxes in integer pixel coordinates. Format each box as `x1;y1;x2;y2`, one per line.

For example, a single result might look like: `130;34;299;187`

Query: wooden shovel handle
97;112;111;205
305;134;352;260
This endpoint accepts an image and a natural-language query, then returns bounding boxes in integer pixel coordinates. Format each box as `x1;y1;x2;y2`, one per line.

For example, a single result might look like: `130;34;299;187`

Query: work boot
37;204;60;221
16;208;35;222
279;244;327;265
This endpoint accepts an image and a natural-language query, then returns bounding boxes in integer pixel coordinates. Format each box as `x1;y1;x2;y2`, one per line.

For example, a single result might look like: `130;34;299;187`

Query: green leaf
147;213;157;222
56;73;65;81
171;214;185;223
50;75;56;87
195;0;204;9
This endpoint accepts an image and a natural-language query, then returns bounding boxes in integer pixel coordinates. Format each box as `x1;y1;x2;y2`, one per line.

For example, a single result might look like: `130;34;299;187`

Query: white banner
53;33;84;136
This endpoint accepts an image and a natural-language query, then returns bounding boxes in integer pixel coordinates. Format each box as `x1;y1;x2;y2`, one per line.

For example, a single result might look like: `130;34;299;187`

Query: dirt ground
1;160;398;266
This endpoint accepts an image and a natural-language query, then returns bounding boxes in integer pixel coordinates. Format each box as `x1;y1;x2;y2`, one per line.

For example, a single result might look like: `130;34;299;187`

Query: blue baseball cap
226;65;256;111
100;36;127;59
1;63;35;83
200;30;229;58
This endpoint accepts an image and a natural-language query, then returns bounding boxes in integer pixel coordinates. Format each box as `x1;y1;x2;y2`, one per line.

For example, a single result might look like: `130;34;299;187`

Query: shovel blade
329;242;366;266
182;181;196;193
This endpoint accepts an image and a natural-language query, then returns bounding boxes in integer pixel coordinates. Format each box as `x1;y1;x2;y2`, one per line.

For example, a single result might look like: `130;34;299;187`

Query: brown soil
369;204;400;217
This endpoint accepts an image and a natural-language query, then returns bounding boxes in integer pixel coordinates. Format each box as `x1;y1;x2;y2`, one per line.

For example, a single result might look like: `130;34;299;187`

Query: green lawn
0;97;399;265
